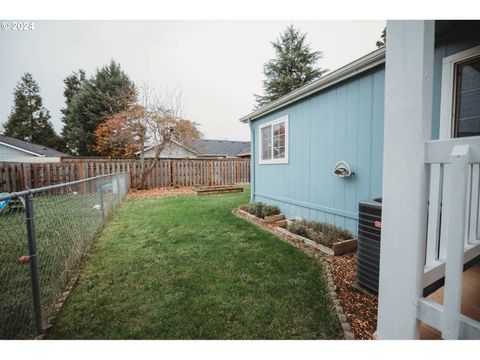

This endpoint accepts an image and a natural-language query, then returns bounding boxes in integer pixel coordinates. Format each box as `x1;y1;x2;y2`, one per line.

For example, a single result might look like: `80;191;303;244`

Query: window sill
259;159;289;165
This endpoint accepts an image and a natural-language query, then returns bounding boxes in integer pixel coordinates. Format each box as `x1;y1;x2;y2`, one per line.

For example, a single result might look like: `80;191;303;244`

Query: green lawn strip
0;192;109;338
49;190;342;339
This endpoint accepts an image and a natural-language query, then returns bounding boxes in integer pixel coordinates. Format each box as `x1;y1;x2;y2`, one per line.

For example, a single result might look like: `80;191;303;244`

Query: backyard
48;187;342;339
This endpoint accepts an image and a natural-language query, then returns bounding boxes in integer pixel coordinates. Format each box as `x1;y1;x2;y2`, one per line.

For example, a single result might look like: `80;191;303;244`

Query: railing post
376;20;435;339
98;177;105;223
442;145;470;339
25;194;43;336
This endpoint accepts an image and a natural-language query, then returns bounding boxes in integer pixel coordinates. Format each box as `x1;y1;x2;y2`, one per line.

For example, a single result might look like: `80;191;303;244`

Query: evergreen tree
60;69;87;154
376;28;386;48
61;61;136;156
3;73;63;150
255;25;327;108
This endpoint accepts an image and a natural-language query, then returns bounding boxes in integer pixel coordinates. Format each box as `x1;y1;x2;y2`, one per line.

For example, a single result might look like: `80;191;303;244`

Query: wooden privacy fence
0;158;250;193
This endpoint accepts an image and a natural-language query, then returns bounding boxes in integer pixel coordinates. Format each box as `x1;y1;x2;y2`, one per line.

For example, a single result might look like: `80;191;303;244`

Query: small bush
238;202;280;219
287;219;353;247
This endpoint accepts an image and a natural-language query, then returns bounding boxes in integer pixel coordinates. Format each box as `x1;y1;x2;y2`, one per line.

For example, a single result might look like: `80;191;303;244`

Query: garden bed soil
193;185;244;195
233;208;378;339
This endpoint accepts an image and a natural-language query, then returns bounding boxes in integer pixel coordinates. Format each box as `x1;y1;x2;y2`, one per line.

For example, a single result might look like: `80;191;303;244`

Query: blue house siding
247;22;480;237
251;66;385;235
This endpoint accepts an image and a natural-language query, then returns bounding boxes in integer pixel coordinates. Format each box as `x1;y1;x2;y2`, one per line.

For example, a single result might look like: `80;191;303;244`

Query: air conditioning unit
357;198;382;293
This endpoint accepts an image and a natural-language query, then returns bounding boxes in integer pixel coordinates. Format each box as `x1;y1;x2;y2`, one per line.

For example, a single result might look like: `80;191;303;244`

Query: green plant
239;202;280;219
287;220;353;247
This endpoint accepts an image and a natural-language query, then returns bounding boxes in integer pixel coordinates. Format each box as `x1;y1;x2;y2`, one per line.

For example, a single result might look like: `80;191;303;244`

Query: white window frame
439;45;480;139
258;115;289;165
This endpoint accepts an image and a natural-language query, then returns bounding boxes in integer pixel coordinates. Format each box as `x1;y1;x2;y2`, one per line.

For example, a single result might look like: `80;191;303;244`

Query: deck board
420;262;480;339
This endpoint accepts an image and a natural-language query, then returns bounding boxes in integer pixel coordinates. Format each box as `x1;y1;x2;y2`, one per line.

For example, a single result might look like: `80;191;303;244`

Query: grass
0;187;120;339
48;188;342;339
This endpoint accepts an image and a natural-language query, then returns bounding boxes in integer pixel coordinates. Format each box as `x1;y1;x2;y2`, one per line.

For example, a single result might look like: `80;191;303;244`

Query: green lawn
0;190;119;339
49;188;342;339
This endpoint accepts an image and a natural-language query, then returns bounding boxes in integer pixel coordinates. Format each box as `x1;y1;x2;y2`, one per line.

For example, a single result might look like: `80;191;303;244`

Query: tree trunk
138;141;167;189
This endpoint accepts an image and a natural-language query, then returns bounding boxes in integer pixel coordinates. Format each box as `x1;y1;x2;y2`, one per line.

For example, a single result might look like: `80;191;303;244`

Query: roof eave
239;47;386;123
0;140;42;157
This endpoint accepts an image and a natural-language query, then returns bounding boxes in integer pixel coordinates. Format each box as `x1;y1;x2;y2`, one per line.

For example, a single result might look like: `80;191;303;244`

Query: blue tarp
0;193;10;211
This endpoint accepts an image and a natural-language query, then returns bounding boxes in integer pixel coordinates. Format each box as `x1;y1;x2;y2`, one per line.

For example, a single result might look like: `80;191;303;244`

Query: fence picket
0;158;250;192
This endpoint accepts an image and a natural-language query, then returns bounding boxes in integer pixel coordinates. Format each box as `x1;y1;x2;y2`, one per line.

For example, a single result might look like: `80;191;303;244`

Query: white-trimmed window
440;45;480;139
259;115;288;164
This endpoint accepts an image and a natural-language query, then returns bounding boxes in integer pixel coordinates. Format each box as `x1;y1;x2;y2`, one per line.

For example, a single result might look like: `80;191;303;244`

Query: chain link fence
0;172;130;339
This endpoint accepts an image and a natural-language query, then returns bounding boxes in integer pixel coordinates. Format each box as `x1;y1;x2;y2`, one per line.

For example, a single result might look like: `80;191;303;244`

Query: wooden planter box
264;214;284;223
331;239;357;255
276;227;357;256
194;185;244;195
234;209;357;256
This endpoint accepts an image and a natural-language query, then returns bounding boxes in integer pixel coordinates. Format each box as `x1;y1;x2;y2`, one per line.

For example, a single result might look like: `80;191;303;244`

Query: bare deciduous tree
95;84;201;189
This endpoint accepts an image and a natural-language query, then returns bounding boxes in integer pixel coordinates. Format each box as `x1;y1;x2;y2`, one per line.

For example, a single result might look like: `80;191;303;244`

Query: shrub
238;202;280;219
287;219;353;247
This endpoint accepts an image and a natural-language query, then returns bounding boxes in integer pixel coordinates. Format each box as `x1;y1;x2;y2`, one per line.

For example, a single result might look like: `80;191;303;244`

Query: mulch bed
325;252;378;340
233;208;378;340
128;187;195;198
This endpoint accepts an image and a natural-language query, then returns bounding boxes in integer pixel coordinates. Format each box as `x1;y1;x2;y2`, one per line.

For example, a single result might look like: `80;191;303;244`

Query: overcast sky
0;20;385;141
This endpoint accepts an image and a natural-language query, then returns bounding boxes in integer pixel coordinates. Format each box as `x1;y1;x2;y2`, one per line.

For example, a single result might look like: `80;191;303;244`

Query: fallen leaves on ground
128;187;195;198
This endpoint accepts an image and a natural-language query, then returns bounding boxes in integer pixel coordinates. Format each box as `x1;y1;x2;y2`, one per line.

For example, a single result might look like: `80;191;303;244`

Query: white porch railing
419;136;480;339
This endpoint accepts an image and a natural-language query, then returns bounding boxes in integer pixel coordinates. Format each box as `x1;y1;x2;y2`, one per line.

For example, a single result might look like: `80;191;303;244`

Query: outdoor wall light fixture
333;161;354;178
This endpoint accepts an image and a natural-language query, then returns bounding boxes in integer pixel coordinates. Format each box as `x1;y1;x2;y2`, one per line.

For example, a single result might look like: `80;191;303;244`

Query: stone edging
34;272;81;339
324;262;355;340
232;208;355;340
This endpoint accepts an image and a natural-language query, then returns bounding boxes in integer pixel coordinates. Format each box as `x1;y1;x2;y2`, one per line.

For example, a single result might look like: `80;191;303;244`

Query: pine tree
61;61;136;156
60;69;87;154
376;28;386;48
3;73;63;150
255;25;327;108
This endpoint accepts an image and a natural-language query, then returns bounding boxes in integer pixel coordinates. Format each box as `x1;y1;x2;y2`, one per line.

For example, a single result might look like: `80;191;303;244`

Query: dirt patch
128;187;195;198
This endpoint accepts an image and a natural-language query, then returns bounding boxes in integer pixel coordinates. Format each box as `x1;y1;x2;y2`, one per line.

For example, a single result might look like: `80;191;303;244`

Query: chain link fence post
115;176;121;205
24;194;43;336
98;177;105;224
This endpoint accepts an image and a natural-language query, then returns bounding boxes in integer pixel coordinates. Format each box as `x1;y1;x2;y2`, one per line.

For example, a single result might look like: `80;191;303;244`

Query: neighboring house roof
139;139;199;156
239;47;386;123
0;134;68;157
139;139;251;158
236;144;251;157
187;139;250;157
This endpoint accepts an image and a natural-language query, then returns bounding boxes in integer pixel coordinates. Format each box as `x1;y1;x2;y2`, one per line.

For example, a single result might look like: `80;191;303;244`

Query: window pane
458;89;480;119
273;146;285;159
261;125;272;160
273;134;280;148
458;116;480;137
263;148;271;160
455;57;480;138
273;124;280;137
460;58;480;93
271;121;286;160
